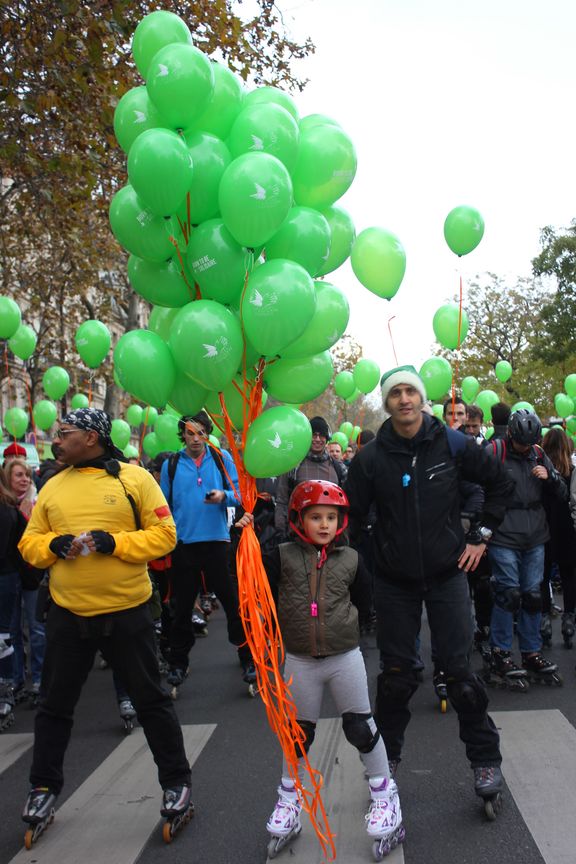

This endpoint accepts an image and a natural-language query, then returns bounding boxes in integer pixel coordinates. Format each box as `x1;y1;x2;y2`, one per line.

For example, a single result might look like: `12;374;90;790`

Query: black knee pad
377;669;419;706
493;585;521;612
521;591;542;614
295;719;316;757
447;674;488;714
342;712;380;754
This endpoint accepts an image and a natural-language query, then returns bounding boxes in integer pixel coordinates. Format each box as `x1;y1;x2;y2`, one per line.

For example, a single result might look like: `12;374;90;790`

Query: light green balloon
264;351;333;403
0;296;21;339
218;152;293;248
179;131;231;225
339;421;353;440
511;401;534;413
8;324;36;360
186;61;245;140
128;255;192;308
127;128;194;217
187;219;250;305
123;444;139;460
281;281;350;360
75;320;111;369
243;406;311;478
554;392;573;419
244;86;299;122
155;413;180;446
169;300;243;391
444;205;485;257
142;431;161;458
109;185;175;263
353;359;380;394
71;394;89;410
114;330;176;408
299;114;340;133
132;10;192;80
351;425;361;442
126;404;144;426
565;374;576;398
345;388;361;404
461;376;480;403
148;306;181;343
111;418;131;450
169;369;208;416
484;426;494;440
208;434;221;450
433;304;469;350
146;43;214;130
265;207;330;277
476;390;500;418
419;357;452;401
432;404;445;421
228;103;299;173
33;400;57;431
566;417;576;434
331;431;348;451
495;360;513;383
241;259;316;357
316;206;356;277
3;407;28;438
334;370;355;399
351;228;406;300
113;86;163;154
142;406;159;427
292;124;356;209
43;366;70;400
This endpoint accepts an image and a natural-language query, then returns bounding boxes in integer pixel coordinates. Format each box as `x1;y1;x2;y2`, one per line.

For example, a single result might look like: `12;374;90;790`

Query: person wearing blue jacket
160;412;254;690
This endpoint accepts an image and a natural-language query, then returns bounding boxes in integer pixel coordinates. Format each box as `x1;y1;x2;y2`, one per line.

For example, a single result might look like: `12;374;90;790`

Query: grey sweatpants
281;647;390;781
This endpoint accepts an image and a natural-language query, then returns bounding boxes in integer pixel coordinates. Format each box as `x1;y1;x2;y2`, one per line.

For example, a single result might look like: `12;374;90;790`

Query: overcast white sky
273;0;576;374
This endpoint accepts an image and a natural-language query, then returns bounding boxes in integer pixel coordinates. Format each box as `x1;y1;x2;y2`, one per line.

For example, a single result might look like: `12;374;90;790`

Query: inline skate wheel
483;792;502;821
440;698;447;714
170;686;178;701
24;828;34;851
550;672;563;686
123;719;134;734
248;683;257;698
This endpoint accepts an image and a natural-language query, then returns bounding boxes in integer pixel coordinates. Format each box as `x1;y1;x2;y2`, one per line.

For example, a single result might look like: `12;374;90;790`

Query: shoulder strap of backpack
210;447;229;491
445;427;468;460
533;444;544;464
489;438;506;462
167;452;181;510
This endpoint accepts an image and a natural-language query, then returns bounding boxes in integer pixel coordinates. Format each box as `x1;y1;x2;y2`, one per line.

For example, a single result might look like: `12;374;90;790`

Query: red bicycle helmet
288;480;349;544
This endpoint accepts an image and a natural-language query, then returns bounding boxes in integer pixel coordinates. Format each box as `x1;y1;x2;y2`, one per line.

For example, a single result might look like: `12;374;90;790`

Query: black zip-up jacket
345;414;514;586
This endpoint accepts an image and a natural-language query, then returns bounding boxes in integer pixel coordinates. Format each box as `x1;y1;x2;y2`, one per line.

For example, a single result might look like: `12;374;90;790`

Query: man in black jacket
345;365;514;806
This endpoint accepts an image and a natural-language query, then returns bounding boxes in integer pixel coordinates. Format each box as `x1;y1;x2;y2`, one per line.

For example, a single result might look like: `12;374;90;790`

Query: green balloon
128;128;194;217
244;86;299;122
169;300;243;391
351;425;361;442
564;374;576;398
476;390;500;418
511;401;534;413
461;376;480;403
8;324;36;360
433;304;469;350
419;357;452;401
555;392;573;419
208;434;221;450
109;185;175;263
334;371;355;399
128;255;192;308
71;393;89;410
345;388;361;404
123;444;139;460
316;206;356;277
169;368;208;416
265;207;330;277
186;61;245;140
177;131;231;225
566;417;576;435
142;406;159;427
155;413;180;447
541;427;550;437
299;114;340;133
241;259;316;357
339;421;353;440
444;205;485;257
148;306;180;342
353;359;381;394
146;43;214;130
114;330;176;408
351;227;406;300
142;431;161;458
495;360;513;383
432;404;445;421
132;10;192;80
264;351;333;403
4;407;28;438
218;152;293;248
292;124;356;209
126;404;144;426
0;296;21;339
33;400;57;431
113;86;163;154
75;320;111;369
331;431;348;451
228;103;299;173
205;374;247;430
111;418;131;450
43;366;70;400
281;281;349;359
244;406;311;478
187;219;250;305
484;426;494;440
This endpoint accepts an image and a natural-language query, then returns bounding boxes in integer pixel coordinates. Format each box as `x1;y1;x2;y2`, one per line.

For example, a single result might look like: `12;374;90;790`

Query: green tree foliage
532;222;576;364
0;1;313;399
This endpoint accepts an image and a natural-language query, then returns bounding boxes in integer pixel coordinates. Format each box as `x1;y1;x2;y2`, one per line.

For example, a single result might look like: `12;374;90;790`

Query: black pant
375;573;501;768
169;541;250;669
31;603;191;795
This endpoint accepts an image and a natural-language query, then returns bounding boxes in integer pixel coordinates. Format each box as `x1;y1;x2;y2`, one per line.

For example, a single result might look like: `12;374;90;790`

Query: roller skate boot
433;670;448;713
166;666;188;700
199;593;213;617
483;649;529;691
540;613;552;648
365;776;405;861
266;780;302;858
28;682;40;709
191;611;208;637
0;682;15;732
22;786;57;849
241;659;258;698
160;784;194;843
118;698;137;734
521;652;563;686
561;612;575;649
474;765;503;820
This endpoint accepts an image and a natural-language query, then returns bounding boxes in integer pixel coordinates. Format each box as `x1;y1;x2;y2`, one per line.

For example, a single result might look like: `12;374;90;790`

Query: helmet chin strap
288;514;349;562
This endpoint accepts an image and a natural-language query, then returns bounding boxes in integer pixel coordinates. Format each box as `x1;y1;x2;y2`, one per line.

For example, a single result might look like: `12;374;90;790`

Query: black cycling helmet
507;409;542;445
177;410;213;443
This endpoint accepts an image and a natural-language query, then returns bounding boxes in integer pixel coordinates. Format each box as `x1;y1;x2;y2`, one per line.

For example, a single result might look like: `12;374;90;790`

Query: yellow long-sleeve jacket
19;463;176;617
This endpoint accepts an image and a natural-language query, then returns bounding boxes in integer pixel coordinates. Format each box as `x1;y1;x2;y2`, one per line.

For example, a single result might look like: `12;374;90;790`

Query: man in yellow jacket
18;408;192;841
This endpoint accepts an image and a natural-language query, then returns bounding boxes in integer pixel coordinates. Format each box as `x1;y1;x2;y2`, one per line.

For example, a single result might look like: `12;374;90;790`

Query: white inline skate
266;780;302;858
365;776;405;861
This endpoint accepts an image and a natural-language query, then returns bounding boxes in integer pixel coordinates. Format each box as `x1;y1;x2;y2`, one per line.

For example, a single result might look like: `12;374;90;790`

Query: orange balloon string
23;379;37;441
176;216;188;246
450;275;464;424
168;236;197;300
138;405;150;458
3;345;16;443
387;315;399;366
215;358;336;860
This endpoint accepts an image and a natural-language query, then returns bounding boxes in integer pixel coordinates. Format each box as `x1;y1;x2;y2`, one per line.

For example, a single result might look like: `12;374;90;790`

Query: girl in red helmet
260;479;404;860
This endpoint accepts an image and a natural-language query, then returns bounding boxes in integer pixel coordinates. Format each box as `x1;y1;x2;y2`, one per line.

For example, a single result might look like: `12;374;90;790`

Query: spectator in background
356;430;375;449
443;397;467;430
465;406;484;443
490;403;511;441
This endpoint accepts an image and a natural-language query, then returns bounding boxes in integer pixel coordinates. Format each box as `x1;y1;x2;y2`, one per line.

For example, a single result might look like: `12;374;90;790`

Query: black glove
89;531;116;555
49;534;75;559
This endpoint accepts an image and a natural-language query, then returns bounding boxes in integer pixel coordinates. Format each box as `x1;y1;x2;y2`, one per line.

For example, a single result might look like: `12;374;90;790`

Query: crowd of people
1;367;575;854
